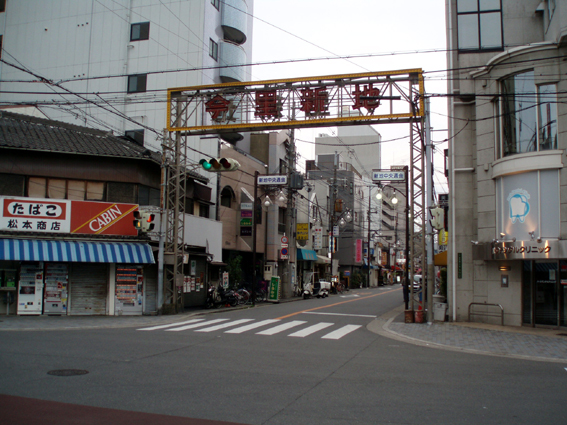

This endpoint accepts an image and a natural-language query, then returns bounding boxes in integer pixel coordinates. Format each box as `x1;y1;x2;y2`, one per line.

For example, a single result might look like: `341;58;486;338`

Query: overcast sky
250;0;449;194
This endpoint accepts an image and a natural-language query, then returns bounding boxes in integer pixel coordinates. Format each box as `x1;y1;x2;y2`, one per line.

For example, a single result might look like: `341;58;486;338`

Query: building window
456;0;502;51
130;22;150;41
0;35;3;59
138;185;160;207
127;74;147;93
199;203;210;218
28;177;104;200
209;39;218;61
0;0;5;13
220;186;235;208
125;129;144;145
211;0;220;10
500;71;558;157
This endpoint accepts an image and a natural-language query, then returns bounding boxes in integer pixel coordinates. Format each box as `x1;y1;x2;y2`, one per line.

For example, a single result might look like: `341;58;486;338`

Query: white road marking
165;318;229;332
137;318;205;331
322;324;362;340
303;312;376;318
195;319;254;332
256;320;307;335
339;295;360;298
288;322;334;337
225;319;280;334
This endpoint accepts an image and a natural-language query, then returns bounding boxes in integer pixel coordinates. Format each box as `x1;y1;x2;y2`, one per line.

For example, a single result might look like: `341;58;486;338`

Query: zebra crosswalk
137;318;362;340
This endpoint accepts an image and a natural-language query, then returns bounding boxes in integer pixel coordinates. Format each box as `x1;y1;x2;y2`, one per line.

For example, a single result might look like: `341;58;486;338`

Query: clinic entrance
522;260;567;327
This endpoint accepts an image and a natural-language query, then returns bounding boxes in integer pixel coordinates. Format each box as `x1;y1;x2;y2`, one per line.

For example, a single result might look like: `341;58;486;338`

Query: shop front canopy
297;248;317;261
0;239;155;264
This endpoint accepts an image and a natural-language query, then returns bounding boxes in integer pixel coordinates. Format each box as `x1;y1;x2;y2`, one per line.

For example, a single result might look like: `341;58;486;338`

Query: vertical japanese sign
355;239;363;263
313;226;323;250
268;276;281;302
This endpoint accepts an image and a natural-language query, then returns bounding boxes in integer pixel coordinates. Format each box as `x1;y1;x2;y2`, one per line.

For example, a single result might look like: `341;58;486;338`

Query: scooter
303;280;330;299
206;284;239;308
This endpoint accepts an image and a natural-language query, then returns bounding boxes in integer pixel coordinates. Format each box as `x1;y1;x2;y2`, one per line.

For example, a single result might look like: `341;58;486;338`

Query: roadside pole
425;97;435;323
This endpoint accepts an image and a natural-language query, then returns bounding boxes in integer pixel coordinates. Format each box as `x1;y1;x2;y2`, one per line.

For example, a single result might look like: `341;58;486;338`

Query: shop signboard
0;196;139;236
268;276;280;302
296;223;309;240
355;239;363;263
313;226;323;249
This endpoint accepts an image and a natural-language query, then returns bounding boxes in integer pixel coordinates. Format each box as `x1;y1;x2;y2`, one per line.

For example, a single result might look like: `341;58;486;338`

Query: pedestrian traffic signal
133;211;142;230
133;211;155;232
199;158;240;172
141;212;155;232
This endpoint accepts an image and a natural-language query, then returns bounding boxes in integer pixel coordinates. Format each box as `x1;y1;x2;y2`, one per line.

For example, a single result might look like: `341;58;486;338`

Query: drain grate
47;369;89;377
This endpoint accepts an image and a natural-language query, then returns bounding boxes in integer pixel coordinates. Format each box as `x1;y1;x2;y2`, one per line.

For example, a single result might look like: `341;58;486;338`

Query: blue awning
297;248;317;261
0;239;155;264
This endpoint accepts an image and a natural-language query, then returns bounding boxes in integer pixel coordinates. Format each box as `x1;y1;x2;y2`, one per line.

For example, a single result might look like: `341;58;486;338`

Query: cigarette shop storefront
0;197;156;316
0;238;155;316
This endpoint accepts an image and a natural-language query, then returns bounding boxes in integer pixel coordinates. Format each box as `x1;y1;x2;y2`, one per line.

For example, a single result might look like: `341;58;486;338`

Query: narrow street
2;286;567;425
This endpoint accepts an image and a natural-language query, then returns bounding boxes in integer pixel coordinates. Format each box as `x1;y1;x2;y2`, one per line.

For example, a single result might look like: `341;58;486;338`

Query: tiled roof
0;111;208;182
0;111;161;161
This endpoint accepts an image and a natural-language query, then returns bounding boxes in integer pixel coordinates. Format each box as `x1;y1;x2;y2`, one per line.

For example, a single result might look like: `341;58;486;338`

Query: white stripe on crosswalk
195;319;254;332
165;318;229;332
137;318;205;331
256;320;307;335
288;322;334;338
225;319;280;334
321;324;362;340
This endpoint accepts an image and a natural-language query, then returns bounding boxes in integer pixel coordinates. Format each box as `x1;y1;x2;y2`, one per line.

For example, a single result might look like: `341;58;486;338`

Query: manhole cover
47;369;89;377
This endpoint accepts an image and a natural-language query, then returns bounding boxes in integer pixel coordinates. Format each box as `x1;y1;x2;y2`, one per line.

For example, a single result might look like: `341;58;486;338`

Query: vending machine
43;263;68;315
115;266;143;315
18;262;44;315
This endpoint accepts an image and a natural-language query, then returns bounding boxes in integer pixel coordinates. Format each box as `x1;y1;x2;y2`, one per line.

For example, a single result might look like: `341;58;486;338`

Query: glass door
534;261;558;326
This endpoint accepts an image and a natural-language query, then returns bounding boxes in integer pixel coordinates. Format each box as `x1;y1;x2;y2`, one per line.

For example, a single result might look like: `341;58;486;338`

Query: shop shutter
144;265;158;314
69;263;108;315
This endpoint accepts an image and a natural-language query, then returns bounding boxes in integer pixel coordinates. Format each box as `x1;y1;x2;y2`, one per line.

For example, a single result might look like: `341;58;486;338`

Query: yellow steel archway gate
164;69;426;313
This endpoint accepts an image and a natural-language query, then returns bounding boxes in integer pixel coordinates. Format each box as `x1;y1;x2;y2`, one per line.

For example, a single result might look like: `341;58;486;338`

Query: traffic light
141;212;155;232
431;207;445;230
199;158;240;172
133;211;142;230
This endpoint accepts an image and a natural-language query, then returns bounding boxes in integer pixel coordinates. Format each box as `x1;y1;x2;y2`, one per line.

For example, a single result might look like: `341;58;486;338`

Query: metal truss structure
163;69;426;313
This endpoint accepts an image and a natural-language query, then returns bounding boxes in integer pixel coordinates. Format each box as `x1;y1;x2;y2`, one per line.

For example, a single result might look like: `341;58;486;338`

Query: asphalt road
1;286;566;425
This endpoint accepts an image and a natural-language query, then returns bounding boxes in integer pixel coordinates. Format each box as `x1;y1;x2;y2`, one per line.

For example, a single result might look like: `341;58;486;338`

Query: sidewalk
371;305;567;363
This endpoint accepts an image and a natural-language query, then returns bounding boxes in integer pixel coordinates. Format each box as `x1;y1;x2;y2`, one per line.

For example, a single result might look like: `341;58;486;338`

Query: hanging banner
355;239;363;263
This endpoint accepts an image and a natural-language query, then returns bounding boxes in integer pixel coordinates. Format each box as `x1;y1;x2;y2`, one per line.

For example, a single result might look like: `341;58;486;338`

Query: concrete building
446;0;567;326
0;0;254;223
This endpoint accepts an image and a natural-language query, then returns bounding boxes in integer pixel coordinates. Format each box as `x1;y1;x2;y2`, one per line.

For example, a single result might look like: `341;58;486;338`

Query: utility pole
285;127;296;298
367;186;372;288
252;170;259;305
330;151;338;280
425;97;435;323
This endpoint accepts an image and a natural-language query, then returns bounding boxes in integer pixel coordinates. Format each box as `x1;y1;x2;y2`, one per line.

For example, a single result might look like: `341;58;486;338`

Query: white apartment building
0;0;253;161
